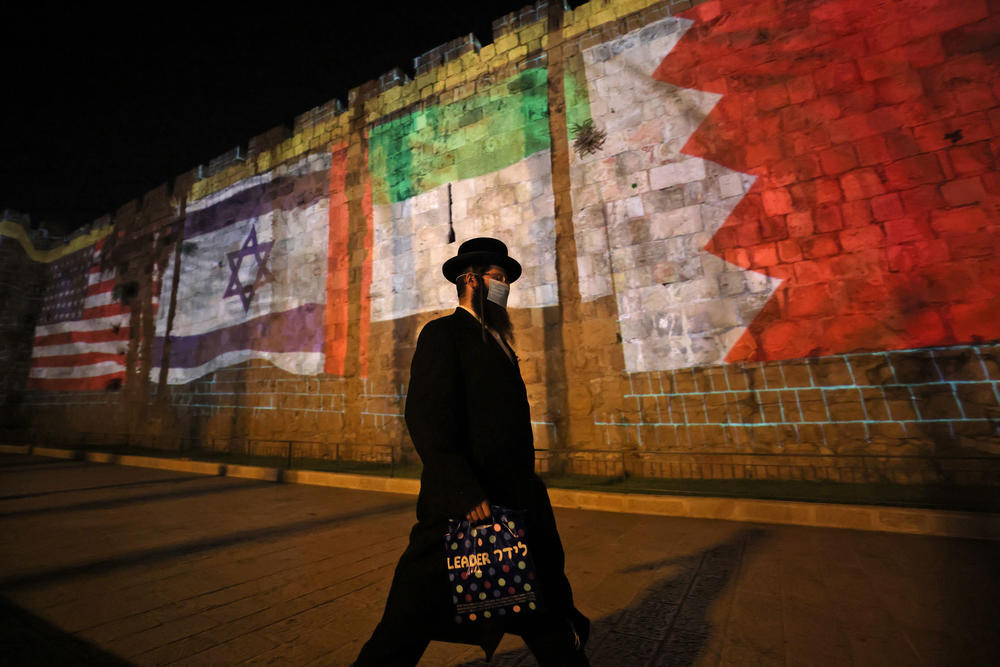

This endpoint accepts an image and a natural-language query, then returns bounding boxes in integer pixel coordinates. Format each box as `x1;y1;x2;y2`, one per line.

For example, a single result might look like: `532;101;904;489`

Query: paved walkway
0;454;997;666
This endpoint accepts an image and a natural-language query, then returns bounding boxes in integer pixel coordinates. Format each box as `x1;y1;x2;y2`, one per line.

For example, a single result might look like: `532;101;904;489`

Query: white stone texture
370;151;557;321
571;17;783;371
156;154;332;339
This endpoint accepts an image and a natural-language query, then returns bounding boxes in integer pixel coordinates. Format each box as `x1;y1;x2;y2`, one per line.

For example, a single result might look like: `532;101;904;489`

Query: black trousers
352;612;588;666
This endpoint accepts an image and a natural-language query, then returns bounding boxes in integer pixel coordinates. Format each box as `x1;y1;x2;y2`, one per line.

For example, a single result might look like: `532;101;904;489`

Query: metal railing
1;429;409;478
533;447;1000;485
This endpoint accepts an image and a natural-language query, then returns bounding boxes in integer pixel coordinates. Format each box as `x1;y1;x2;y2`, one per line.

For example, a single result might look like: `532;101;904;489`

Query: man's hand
466;499;490;524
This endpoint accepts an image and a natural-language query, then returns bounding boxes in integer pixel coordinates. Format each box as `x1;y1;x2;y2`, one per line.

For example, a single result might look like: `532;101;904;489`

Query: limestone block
649;158;707;190
649;204;703;238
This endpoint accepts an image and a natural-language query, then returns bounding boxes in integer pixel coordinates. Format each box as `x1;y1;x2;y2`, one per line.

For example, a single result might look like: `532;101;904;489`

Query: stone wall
0;216;47;419
3;0;999;485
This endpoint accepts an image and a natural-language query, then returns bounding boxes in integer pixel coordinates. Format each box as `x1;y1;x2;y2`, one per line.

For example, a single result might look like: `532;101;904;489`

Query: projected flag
152;152;331;384
366;67;558;323
28;239;130;391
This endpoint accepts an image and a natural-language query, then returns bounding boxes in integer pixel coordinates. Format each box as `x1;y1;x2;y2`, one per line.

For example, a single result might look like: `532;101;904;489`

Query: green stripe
369;68;551;205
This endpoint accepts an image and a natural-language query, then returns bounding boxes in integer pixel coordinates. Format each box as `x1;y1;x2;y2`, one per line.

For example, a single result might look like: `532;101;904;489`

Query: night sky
2;2;571;235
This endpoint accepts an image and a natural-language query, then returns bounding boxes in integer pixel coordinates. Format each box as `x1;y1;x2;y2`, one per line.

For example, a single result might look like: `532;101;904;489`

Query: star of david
223;224;274;312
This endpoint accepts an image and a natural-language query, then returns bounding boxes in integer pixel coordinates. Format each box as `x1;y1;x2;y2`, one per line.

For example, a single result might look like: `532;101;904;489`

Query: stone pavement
1;454;997;666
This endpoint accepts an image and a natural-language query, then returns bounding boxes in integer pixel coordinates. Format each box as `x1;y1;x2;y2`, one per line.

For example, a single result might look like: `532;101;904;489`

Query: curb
0;444;421;496
545;488;1000;541
4;444;997;541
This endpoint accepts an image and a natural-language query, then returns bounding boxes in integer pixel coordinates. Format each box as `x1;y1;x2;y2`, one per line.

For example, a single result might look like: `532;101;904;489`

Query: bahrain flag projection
654;0;1000;362
571;17;780;372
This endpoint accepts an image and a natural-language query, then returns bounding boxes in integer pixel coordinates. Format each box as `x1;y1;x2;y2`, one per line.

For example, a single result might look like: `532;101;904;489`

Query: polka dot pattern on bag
444;509;539;623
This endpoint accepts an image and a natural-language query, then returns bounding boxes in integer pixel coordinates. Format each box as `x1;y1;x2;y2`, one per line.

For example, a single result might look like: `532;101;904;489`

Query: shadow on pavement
0;459;89;473
0;477;272;520
0;474;205;502
0;595;133;666
459;529;767;667
0;501;412;593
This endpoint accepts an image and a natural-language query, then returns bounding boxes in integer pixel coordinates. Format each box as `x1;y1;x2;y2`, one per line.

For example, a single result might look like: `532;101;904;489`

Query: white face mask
485;277;510;309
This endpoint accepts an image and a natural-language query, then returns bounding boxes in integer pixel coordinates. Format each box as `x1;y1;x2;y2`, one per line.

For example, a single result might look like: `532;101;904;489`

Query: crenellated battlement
16;1;664;230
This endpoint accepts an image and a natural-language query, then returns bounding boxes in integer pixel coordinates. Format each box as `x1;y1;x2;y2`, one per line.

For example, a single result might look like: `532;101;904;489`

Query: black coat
371;308;585;658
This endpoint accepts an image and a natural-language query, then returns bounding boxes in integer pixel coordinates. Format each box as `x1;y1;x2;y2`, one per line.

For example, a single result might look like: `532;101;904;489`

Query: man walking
354;237;589;665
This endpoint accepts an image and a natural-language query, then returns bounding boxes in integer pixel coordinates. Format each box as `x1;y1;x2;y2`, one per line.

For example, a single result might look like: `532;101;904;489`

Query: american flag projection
28;238;130;391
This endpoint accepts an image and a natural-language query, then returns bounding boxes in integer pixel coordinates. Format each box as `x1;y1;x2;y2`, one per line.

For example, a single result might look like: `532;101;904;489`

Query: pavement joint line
649;548;706;664
162;566;390;664
3;443;998;541
76;549;341;636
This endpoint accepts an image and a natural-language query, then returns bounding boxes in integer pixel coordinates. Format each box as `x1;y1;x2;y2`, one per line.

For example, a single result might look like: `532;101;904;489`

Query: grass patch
537;473;1000;512
69;443;424;479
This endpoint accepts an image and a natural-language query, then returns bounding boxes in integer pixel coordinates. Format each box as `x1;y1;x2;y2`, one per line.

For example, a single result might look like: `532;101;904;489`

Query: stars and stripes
28;239;130;391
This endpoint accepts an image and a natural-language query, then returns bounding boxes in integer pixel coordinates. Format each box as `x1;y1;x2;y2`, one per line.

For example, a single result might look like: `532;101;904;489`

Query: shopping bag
445;505;538;623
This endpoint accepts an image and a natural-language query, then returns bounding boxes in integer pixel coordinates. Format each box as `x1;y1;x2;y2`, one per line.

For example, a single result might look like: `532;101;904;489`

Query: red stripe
33;328;130;346
325;143;350;376
27;372;125;392
86;278;115;297
359;152;373;379
81;303;127;319
30;352;126;368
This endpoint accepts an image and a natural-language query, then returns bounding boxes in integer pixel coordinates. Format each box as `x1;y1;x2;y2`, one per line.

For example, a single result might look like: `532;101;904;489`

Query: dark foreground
0;454;997;666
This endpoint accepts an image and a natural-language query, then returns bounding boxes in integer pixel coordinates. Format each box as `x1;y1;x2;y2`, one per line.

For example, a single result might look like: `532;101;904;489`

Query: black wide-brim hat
442;237;522;283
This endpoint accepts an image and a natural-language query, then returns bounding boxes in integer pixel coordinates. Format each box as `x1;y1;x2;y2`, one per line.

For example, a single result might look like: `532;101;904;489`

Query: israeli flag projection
152;153;331;384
